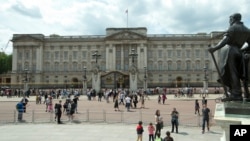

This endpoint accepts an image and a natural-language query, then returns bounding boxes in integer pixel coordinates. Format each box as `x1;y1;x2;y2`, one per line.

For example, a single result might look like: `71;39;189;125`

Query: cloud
11;2;42;19
1;0;250;54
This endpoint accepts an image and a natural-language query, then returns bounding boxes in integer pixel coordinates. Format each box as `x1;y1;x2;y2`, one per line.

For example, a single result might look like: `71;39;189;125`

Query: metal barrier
0;110;215;127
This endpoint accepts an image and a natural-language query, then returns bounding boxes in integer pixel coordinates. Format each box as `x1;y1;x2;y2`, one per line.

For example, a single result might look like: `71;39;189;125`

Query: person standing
136;121;144;141
55;100;62;124
125;95;131;111
16;100;24;121
140;94;145;108
69;100;76;121
171;108;179;133
73;96;79;113
195;99;200;115
162;93;167;104
202;104;210;134
148;122;155;141
163;131;174;141
21;96;29;113
98;89;103;102
157;95;161;104
154;109;162;138
202;96;207;106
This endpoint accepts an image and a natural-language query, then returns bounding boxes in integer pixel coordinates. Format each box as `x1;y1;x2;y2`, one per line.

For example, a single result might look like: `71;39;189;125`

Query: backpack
164;137;173;141
16;102;22;111
155;137;163;141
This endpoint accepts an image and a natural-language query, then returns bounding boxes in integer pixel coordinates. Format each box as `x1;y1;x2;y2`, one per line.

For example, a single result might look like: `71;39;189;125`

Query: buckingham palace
10;27;223;92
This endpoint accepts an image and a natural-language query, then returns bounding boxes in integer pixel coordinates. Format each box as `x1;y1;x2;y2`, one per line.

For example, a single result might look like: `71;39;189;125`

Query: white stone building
10;27;223;92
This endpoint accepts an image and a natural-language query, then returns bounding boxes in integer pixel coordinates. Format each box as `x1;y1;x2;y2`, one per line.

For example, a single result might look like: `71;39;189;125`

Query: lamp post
83;67;87;95
24;69;28;96
129;48;138;64
92;50;101;64
203;67;208;97
144;66;147;91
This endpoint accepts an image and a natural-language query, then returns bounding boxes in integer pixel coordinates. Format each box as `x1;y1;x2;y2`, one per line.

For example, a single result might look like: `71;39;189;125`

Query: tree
0;52;12;74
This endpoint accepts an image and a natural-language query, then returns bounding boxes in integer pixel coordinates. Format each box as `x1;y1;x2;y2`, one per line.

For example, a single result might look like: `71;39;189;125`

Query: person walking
171;108;179;133
202;104;210;134
195;99;200;115
163;131;174;141
148;122;155;141
154;109;163;138
136;121;144;141
114;96;119;111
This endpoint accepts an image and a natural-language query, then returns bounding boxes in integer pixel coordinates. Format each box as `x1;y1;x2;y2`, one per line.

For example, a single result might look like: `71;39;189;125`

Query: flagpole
126;9;128;28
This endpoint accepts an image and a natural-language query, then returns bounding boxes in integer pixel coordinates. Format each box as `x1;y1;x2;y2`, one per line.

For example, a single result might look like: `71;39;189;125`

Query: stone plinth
214;102;250;141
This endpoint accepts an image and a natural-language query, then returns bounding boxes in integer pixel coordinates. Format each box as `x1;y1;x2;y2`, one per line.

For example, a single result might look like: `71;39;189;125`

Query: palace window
177;61;181;70
64;51;68;60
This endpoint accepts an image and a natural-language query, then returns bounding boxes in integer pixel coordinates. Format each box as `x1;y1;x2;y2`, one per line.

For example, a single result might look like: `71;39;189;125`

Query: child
136;121;144;141
158;95;161;104
148;122;155;141
195;99;200;115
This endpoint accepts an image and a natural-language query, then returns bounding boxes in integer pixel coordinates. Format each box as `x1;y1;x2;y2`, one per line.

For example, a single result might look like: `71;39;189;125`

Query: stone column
129;66;138;91
92;67;101;92
12;47;18;71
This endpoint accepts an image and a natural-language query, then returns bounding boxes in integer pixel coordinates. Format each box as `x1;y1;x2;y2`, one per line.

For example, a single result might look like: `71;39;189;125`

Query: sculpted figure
208;13;250;101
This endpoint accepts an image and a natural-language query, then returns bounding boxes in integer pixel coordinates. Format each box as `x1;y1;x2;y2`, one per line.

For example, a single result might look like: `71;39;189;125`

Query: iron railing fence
0;110;215;127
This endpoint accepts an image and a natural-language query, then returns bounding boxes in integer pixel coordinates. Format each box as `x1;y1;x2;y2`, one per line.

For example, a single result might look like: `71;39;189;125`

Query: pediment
12;34;44;42
105;31;147;41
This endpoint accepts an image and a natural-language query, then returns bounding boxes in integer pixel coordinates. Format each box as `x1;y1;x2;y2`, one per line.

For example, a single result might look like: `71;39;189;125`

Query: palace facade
10;27;223;91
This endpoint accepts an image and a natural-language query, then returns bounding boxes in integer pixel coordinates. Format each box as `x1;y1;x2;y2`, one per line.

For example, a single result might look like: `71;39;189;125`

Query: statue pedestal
214;102;250;141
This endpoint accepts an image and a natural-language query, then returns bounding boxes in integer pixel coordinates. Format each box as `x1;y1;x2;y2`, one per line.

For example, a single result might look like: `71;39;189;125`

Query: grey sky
1;0;250;54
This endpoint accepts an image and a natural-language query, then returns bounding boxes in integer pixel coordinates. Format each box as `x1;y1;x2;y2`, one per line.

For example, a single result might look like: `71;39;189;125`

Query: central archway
101;71;129;89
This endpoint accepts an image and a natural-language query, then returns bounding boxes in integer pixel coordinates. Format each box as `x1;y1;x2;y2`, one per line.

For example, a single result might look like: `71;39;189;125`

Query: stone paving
0;94;224;141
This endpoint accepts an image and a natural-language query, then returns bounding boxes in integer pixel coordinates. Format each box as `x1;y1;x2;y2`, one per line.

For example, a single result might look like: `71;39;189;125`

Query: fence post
86;109;89;122
121;111;124;123
103;110;106;122
32;110;35;123
14;110;16;124
197;115;201;127
50;111;53;123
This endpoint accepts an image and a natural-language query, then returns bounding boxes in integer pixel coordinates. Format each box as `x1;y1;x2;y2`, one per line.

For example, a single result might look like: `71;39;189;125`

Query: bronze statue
208;13;250;102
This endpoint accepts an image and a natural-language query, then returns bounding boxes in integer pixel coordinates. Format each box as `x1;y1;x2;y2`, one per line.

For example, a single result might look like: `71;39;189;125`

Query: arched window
158;61;163;70
167;61;172;71
195;61;200;70
186;61;191;70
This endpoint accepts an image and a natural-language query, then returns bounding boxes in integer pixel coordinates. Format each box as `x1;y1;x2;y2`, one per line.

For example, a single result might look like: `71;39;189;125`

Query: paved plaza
0;94;224;141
